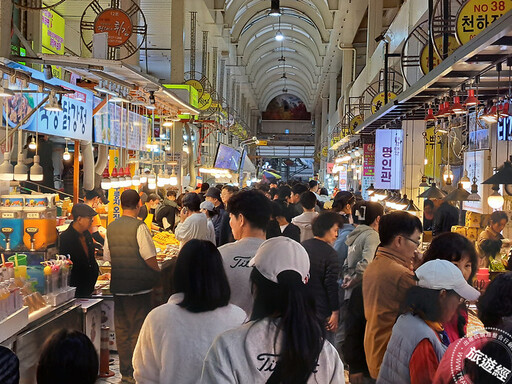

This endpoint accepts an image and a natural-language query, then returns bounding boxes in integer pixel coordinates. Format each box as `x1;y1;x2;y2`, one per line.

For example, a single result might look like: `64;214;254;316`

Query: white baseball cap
416;259;480;301
249;236;310;284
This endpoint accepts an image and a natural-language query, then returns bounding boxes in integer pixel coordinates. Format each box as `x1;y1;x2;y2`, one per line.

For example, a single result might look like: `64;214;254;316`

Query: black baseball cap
205;187;221;200
71;203;98;219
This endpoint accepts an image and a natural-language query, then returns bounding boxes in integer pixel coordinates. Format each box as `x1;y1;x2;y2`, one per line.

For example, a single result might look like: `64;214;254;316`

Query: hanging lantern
464;89;479;106
424;108;436;122
487;185;504;209
100;167;111;190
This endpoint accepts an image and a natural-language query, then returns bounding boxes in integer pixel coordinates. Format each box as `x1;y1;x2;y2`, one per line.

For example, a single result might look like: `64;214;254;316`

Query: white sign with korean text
375;129;403;190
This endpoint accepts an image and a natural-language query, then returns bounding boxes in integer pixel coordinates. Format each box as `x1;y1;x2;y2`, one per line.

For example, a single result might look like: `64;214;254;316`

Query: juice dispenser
0;195;25;251
23;199;58;251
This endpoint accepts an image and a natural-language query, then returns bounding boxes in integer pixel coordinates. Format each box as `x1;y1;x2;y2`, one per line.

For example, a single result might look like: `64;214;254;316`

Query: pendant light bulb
169;168;178;186
487;185;504;209
28;137;37;150
0;152;14;181
275;31;284;41
13;152;28;181
29;155;44;182
460;170;471;191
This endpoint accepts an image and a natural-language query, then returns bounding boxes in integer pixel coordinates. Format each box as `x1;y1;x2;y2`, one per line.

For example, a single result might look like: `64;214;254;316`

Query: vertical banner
107;149;121;225
424;127;442;179
339;168;348;191
362;144;375;200
375;129;403;190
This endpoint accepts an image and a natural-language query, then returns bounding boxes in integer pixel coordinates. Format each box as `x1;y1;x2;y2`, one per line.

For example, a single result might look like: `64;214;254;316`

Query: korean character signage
41;9;65;55
363;144;375;176
498;115;512;141
424;127;442;179
3;63;92;141
375;129;403;190
456;0;512;45
107;149;121;225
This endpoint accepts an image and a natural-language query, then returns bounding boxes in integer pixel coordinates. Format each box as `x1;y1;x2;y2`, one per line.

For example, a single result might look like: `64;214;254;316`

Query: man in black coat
301;211;343;344
59;203;99;297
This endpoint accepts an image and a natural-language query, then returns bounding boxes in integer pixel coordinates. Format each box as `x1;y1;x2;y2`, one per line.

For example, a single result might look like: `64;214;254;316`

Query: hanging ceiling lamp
444;182;470;202
269;0;281;16
451;96;466;114
29;155;43;182
275;30;284;41
424;107;435;122
44;92;63;112
0;151;13;181
28;136;37;150
443;164;454;184
157;169;166;188
13;152;28;181
435;102;445;119
100;167;111;190
441;101;453;117
460;169;471;190
110;167;120;189
418;182;446;199
467;178;481;201
464;89;479;106
395;194;409;210
481;156;512;185
0;78;14;98
131;168;141;187
419;175;429;187
405;199;421;215
488;184;504;209
62;140;71;161
169;168;178;186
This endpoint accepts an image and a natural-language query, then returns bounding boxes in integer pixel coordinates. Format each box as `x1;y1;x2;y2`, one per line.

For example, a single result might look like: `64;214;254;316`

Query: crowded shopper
197;182;209;202
432;198;458;237
154;189;179;231
174;192;209;247
342;201;383;293
218;189;272;316
301;212;344;343
332;191;356;224
138;193;161;230
37;330;98;384
200;200;217;244
267;200;301;242
133;240;246;383
291;191;318;242
0;346;19;384
421;232;478;341
477;210;509;267
219;185;238;245
201;237;345;383
434;272;512;384
363;211;423;379
205;187;225;245
288;183;308;218
103;189;160;383
59;203;99;298
83;189;105;245
378;260;480;384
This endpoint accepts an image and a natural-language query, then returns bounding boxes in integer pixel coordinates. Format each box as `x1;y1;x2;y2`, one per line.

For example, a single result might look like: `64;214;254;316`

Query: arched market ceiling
225;0;333;114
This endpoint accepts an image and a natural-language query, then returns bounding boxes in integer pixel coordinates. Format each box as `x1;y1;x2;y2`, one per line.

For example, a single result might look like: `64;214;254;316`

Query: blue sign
4;63;93;141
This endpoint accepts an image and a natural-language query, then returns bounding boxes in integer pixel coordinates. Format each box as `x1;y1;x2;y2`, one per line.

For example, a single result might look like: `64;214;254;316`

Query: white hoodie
201;318;345;384
291;211;319;242
133;293;246;384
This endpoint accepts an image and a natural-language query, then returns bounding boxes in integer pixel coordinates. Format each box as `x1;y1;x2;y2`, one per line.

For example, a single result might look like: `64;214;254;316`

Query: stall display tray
47;287;76;307
0;306;29;343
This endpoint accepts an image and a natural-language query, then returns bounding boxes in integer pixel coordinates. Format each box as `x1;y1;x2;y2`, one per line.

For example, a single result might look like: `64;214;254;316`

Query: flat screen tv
213;143;242;172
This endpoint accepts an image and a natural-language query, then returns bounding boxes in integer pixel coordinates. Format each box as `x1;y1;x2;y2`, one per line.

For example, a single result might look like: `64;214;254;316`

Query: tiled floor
96;353;123;384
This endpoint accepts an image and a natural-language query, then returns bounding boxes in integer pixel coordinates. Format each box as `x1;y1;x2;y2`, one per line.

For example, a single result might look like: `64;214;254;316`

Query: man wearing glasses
362;211;423;379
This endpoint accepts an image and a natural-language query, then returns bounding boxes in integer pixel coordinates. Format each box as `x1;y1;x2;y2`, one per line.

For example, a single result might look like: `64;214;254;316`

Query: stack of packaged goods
152;231;180;262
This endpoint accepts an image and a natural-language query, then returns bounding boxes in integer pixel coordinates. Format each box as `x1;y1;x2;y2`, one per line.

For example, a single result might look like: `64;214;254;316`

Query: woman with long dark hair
133;240;246;384
201;237;344;383
421;232;478;342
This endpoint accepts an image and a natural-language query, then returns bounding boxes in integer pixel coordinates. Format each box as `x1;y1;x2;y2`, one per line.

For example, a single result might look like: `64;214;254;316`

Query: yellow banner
107;149;121;225
424;127;442;179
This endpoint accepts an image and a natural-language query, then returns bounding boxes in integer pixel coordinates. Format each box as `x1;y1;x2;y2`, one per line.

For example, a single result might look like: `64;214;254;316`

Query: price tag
1;212;14;218
26;213;40;219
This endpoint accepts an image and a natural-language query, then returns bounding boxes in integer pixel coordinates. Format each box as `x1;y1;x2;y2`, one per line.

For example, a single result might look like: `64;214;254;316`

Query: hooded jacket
333;223;356;269
291;211;319;242
343;224;380;281
155;198;179;230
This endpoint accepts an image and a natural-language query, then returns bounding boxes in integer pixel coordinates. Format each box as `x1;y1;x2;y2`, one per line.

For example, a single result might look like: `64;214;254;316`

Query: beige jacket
362;247;416;379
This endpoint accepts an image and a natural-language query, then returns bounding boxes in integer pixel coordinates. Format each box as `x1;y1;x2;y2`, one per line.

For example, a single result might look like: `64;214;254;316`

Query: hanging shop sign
107;149;121;225
321;146;328;158
80;0;147;60
419;35;459;75
463;151;486;213
326;163;335;174
162;84;199;109
375;129;403;190
371;92;397;114
4;63;93;141
41;9;65;55
362;176;375;201
198;92;212;111
349;115;363;132
363;143;375;177
93;97;149;151
498;115;512;141
424;127;442;179
185;79;204;98
456;0;512;45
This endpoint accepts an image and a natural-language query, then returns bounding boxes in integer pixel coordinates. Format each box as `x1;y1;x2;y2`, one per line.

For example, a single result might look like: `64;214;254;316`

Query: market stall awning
355;8;512;134
15;54;199;115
